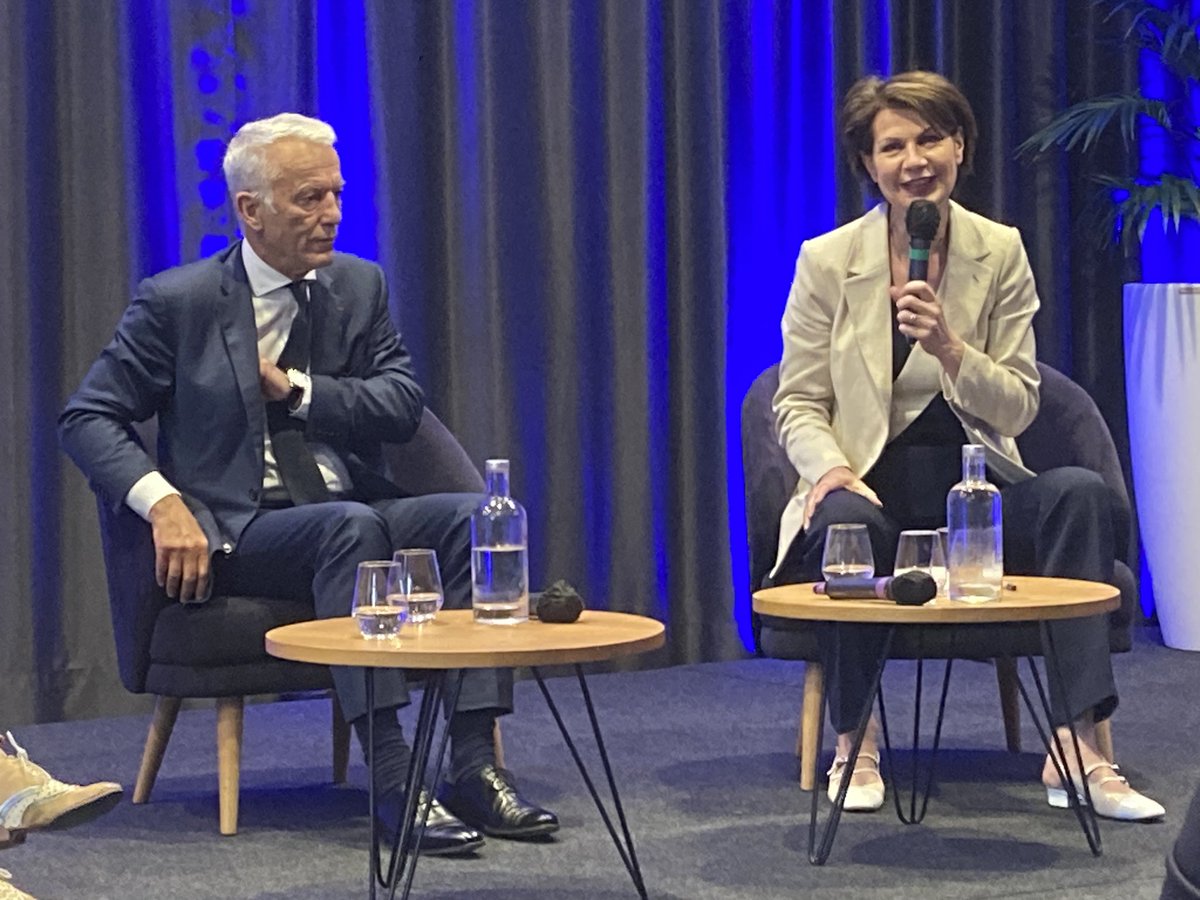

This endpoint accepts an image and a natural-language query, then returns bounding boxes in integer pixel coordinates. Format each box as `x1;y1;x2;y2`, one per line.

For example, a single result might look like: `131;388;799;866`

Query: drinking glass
351;560;407;639
392;549;444;625
821;524;875;583
895;529;947;594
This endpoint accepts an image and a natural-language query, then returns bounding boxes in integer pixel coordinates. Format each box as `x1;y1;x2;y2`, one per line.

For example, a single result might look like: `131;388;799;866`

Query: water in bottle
470;459;530;624
946;444;1003;602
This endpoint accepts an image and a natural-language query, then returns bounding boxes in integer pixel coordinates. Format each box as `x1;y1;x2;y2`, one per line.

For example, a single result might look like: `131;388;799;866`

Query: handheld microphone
903;200;940;345
814;570;937;606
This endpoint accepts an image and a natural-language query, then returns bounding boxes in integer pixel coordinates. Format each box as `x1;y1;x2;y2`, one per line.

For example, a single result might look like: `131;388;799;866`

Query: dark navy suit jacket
59;243;424;556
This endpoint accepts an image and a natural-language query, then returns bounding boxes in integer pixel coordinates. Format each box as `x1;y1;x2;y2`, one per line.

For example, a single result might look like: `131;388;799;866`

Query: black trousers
773;466;1117;733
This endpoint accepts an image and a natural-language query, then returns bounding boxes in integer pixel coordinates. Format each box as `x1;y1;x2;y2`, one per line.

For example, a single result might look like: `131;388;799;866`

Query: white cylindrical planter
1125;282;1200;650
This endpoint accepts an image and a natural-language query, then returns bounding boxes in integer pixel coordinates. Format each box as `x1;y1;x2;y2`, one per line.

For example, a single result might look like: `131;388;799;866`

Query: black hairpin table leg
1008;626;1102;855
532;665;648;898
366;668;465;900
878;638;955;826
808;624;896;865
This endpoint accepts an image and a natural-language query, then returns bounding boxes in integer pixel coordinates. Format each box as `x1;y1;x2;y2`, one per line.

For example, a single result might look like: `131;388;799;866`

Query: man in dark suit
59;113;556;854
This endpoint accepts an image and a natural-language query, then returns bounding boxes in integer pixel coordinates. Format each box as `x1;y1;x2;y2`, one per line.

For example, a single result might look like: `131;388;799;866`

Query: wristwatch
284;368;308;413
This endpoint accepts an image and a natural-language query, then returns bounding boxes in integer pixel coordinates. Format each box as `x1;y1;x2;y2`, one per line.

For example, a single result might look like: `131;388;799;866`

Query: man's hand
803;466;882;530
148;494;210;603
259;357;291;402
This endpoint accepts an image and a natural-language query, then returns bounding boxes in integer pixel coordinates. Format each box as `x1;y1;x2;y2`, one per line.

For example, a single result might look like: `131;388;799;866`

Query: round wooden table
266;609;665;669
267;610;665;900
753;575;1118;624
752;576;1119;865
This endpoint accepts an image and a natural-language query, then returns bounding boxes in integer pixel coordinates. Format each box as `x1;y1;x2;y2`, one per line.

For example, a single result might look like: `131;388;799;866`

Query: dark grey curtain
0;0;1135;725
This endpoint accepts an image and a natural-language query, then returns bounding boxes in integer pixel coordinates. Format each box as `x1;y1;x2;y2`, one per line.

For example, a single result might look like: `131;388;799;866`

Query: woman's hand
892;280;965;377
804;466;882;530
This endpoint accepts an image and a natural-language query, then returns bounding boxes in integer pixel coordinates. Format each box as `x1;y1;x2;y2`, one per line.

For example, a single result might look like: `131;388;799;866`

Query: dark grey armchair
98;409;484;834
741;362;1137;789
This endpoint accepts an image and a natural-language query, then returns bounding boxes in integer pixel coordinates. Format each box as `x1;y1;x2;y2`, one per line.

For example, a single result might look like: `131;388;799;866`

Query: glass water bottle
470;459;530;624
946;444;1003;602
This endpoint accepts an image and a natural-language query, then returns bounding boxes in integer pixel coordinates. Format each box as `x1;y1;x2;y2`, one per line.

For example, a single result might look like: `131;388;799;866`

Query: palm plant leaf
1104;0;1200;81
1092;174;1200;249
1019;1;1200;252
1016;93;1172;158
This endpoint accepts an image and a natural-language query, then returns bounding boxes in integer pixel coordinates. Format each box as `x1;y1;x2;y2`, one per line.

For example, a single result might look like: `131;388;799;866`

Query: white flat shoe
827;752;885;812
1045;762;1165;822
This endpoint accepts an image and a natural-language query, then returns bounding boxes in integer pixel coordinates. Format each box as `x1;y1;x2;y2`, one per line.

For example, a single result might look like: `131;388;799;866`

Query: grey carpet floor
3;627;1197;899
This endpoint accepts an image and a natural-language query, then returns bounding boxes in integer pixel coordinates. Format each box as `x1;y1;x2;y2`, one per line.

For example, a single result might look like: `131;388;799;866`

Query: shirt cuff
125;472;181;520
289;369;312;420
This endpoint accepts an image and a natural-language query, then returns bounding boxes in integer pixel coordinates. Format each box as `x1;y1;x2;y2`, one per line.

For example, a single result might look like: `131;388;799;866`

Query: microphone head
905;200;940;243
888;570;937;606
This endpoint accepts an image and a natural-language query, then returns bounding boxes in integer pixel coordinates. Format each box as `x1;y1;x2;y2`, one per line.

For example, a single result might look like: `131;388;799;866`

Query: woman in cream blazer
770;71;1162;821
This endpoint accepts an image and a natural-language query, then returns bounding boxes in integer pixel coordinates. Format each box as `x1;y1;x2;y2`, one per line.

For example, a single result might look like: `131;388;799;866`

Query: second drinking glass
391;549;445;624
895;529;948;595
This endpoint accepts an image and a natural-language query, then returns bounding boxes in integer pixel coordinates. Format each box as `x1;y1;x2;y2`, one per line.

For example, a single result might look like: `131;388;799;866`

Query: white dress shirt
125;240;354;519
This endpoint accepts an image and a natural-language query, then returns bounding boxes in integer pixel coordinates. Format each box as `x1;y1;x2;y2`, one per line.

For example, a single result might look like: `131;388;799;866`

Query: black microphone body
814;571;937;606
903;200;941;345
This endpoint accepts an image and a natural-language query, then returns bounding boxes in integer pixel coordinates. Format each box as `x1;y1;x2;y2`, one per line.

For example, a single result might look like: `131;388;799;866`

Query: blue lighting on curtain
1138;2;1200;283
725;0;842;649
876;0;893;75
644;4;671;623
316;0;377;261
124;2;181;275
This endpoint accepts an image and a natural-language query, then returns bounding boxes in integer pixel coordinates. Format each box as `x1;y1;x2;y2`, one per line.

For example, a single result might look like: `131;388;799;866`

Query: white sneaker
0;867;36;900
1045;762;1165;822
0;732;122;833
826;752;885;812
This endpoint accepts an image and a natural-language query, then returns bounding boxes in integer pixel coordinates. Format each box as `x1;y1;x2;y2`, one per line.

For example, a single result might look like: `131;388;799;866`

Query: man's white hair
223;113;337;209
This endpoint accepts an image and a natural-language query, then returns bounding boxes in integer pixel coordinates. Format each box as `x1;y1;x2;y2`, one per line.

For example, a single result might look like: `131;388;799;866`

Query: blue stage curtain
0;0;1137;724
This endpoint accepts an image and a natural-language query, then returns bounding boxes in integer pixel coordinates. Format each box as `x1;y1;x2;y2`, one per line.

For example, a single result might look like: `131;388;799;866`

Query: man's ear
234;191;264;233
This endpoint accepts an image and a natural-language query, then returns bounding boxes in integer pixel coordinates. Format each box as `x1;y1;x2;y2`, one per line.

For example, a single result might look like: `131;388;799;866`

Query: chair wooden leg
133;695;181;805
1096;717;1115;763
493;719;505;770
216;696;244;836
798;662;824;792
331;693;350;785
996;657;1022;753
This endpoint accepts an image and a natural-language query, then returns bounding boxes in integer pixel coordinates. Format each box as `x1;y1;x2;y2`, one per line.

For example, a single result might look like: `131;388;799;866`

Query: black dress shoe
441;765;559;839
376;790;484;857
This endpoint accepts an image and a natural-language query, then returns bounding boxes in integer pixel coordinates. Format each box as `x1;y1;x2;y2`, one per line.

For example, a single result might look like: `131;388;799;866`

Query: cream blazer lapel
841;207;892;422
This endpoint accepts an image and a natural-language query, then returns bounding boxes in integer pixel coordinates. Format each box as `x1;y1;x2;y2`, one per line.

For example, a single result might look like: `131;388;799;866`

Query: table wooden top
265;609;666;669
753;575;1118;624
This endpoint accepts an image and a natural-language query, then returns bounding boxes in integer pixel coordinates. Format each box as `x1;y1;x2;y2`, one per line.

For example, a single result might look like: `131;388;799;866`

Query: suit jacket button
248;488;259;501
222;542;233;555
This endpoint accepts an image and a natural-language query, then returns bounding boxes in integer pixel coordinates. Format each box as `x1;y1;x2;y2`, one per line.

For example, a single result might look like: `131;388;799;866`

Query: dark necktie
265;281;329;505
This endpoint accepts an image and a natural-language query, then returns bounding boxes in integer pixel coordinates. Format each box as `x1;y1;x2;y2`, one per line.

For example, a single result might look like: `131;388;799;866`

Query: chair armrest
96;499;172;694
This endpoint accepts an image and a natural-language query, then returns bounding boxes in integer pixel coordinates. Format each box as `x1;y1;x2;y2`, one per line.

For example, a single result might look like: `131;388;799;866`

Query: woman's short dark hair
840;71;978;181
